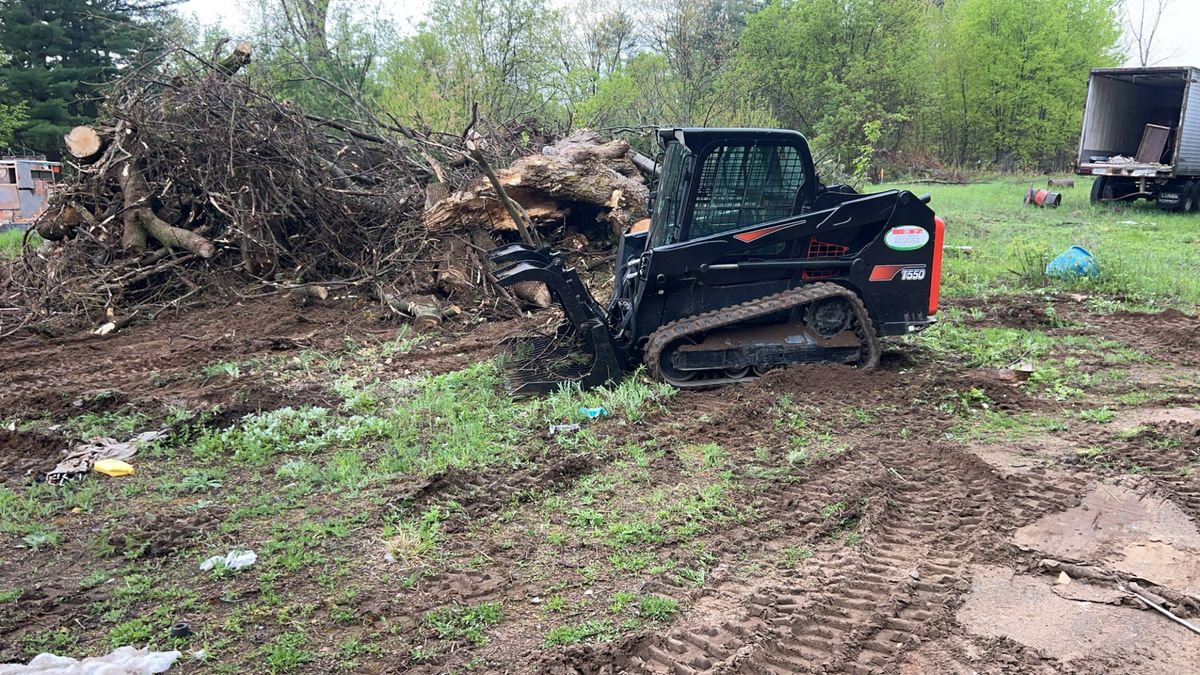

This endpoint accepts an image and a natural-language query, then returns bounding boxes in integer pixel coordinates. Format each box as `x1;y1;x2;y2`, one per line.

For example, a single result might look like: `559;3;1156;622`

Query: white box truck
1076;66;1200;211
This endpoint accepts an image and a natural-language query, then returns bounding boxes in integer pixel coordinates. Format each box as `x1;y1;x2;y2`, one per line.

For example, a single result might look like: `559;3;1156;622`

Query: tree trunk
118;159;215;258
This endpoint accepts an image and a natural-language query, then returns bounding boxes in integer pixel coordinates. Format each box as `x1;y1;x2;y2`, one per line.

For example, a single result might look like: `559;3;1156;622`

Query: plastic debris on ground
46;429;168;484
0;646;181;674
199;549;257;571
93;459;135;477
1045;245;1099;279
549;423;581;435
579;406;609;419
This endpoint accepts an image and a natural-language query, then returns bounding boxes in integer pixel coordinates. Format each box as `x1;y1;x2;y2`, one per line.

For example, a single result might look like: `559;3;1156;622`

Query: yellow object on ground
93;459;135;477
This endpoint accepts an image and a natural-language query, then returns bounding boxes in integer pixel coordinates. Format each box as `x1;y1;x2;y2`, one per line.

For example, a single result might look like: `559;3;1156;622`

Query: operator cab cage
647;128;818;248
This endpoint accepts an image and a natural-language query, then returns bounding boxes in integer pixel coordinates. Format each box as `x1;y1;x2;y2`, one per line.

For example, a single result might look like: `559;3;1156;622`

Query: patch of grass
539;371;675;426
544;619;614;647
608;551;654;573
883;178;1200;303
686;443;728;469
0;588;22;603
192;406;331;465
167;468;226;494
779;545;813;568
63;409;151;439
1076;446;1109;465
21;529;60;551
638;594;679;621
608;591;637;614
1079;407;1116;424
0;227;37;258
260;631;314;673
423;601;503;645
819;502;847;519
1023;364;1085;400
948;409;1068;441
909;322;1057;368
200;360;245;379
22;627;79;655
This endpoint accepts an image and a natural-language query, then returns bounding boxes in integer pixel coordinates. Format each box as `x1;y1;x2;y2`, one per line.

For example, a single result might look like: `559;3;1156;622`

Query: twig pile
2;43;524;334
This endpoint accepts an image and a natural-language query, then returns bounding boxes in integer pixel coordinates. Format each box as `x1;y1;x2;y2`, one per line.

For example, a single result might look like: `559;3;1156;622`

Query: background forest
0;0;1136;176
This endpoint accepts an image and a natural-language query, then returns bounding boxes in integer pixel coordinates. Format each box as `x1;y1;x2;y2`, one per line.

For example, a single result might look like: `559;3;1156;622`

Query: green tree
379;0;564;131
928;0;1122;168
734;0;928;175
0;0;172;155
249;0;392;115
0;52;25;147
573;0;775;134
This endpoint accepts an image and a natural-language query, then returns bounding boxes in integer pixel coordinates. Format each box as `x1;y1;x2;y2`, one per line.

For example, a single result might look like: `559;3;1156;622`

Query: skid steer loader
489;128;944;394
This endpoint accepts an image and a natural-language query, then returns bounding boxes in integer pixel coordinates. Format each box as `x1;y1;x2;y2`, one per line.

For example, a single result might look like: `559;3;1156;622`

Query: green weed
260;632;314;673
423;601;503;644
544;619;614;647
1079;407;1116;423
608;591;637;614
779;545;813;568
638;595;679;621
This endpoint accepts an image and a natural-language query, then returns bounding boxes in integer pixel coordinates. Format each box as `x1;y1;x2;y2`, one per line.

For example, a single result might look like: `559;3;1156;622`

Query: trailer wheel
1184;181;1199;213
1090;176;1111;204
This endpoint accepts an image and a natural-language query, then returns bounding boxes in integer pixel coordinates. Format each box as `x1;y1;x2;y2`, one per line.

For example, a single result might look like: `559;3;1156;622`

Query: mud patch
1015;483;1200;595
958;565;1200;669
391;452;601;520
1086;308;1200;366
1115;406;1200;431
106;508;226;559
954;295;1062;330
0;429;65;484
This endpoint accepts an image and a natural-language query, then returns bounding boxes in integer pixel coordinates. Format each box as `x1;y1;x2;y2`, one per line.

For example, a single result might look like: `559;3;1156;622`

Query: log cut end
64;126;106;162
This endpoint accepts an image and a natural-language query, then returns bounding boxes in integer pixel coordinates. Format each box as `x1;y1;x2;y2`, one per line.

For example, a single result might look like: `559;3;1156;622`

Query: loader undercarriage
644;282;881;388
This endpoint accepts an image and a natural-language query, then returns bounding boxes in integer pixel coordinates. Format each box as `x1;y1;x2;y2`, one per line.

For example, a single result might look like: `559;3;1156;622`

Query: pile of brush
0;42;648;336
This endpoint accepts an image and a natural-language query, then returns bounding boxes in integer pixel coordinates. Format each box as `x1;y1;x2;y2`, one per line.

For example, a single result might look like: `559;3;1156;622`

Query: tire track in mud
1096;419;1200;521
562;441;1088;675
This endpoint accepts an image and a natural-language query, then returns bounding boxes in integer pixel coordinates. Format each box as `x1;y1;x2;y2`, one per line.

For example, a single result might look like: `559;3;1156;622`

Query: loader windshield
647;141;688;249
688;143;806;239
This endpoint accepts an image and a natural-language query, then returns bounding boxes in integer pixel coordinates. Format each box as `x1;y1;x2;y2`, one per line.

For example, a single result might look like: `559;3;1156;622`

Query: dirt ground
2;292;1199;674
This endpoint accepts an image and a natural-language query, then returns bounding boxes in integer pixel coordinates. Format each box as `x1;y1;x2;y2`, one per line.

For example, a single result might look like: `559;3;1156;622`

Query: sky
180;0;1200;67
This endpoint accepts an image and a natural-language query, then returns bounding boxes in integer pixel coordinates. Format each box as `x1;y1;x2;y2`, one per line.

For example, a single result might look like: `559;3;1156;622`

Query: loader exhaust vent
802;238;849;280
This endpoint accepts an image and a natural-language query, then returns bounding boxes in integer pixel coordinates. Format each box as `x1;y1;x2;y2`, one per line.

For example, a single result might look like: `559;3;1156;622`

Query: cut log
375;286;451;331
424;130;649;239
215;42;253;76
63;126;108;163
512;281;551;309
631;151;659;177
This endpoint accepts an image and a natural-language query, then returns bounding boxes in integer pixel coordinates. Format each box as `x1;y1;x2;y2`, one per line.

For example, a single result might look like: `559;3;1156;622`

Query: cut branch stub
63;126;108;163
215;42;253;76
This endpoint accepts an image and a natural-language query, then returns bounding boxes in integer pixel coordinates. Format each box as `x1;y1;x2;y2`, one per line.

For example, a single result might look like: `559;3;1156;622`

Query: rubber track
643;282;881;387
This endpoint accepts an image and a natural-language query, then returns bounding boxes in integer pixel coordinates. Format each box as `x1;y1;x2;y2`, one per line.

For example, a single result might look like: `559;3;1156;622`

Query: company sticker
884;225;930;251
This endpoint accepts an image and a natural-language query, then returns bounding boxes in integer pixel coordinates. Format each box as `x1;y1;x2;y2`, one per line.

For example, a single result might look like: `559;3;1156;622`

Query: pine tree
0;0;172;155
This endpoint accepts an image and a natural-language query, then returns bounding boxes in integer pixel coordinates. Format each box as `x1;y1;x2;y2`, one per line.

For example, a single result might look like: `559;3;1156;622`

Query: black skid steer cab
489;128;945;395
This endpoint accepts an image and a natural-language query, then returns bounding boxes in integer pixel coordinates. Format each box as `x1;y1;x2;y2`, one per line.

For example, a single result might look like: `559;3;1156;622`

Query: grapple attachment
488;244;623;395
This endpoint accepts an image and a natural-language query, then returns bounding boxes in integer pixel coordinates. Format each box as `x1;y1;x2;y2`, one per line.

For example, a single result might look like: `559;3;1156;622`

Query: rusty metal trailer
0;157;62;231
